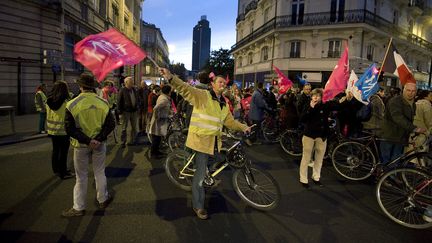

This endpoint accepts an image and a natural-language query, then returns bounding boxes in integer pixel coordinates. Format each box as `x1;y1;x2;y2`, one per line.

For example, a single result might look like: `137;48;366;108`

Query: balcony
236;13;245;24
231;9;432;52
245;0;258;16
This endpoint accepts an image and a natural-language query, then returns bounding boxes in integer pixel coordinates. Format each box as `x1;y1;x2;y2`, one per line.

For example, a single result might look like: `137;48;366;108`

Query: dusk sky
141;0;238;70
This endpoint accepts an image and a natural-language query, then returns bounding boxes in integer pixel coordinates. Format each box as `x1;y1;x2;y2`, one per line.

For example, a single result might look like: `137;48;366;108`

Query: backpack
356;103;372;122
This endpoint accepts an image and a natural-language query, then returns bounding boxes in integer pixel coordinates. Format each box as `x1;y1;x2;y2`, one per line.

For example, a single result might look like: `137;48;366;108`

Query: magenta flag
323;46;349;102
74;28;146;81
272;65;293;94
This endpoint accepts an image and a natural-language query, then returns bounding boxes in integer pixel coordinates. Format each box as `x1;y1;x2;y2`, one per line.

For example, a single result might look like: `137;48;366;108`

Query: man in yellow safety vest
61;73;115;217
159;68;251;220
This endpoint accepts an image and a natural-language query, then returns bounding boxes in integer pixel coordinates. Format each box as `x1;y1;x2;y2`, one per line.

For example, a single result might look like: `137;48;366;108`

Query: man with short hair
117;77;139;147
249;82;270;143
62;73;115;217
137;80;150;135
296;83;312;115
380;83;426;165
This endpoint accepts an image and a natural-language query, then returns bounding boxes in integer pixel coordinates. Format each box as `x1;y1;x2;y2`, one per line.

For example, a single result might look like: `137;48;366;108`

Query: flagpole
378;37;393;78
146;56;160;69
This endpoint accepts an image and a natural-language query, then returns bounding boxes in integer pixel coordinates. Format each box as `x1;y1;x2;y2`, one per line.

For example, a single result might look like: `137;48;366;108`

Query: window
393;10;399;25
92;0;99;12
249;21;254;34
264;8;270;23
99;0;106;17
328;40;341;58
261;46;269;61
408;19;414;32
145;65;151;74
330;0;345;23
248;52;253;64
291;0;304;25
239;29;244;40
367;45;374;61
81;3;88;21
290;41;301;58
112;5;119;27
237;57;243;68
64;35;83;72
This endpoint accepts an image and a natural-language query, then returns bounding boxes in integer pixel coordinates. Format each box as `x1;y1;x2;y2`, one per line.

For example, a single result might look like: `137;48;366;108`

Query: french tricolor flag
381;41;416;86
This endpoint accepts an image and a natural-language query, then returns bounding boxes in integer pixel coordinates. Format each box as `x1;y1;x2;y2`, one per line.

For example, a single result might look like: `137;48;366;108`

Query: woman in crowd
46;81;74;179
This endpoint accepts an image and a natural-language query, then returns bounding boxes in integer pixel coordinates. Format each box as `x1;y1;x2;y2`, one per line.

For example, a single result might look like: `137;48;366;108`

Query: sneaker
61;208;85;217
39;131;47;134
193;208;208;220
300;182;310;189
312;180;324;187
59;172;75;180
98;194;114;209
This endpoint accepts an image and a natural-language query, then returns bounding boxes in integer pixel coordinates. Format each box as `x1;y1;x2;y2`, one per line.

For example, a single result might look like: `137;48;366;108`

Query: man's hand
414;127;427;134
243;126;252;134
159;68;173;81
89;139;101;149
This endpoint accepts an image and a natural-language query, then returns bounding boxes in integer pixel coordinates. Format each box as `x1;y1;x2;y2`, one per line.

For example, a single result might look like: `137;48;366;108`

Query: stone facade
140;21;169;84
232;0;432;89
0;0;143;114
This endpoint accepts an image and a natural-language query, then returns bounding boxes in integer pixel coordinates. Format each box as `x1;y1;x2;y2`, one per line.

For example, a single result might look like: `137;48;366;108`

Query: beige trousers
299;135;327;183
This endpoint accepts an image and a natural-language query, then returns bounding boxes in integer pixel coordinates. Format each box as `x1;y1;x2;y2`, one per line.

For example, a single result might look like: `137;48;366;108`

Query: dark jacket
137;86;150;111
380;95;416;142
118;87;138;113
300;101;339;139
296;92;311;115
249;89;269;121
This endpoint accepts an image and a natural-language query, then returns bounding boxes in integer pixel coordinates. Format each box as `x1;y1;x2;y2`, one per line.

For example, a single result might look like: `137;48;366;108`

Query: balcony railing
232;9;432;52
236;13;245;23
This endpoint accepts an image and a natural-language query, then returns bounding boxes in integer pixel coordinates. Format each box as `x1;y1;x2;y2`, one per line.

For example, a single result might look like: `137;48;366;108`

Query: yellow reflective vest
189;94;229;136
66;93;109;147
34;91;47;112
46;101;67;135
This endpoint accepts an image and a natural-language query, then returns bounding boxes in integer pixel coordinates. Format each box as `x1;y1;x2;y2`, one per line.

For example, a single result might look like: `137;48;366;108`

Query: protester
379;83;426;165
117;77;139;147
298;88;350;188
138;80;150;135
159;68;251;220
46;81;74;180
296;83;312;115
362;87;385;135
149;85;173;158
248;82;270;143
411;89;432;151
62;73;115;217
35;83;47;134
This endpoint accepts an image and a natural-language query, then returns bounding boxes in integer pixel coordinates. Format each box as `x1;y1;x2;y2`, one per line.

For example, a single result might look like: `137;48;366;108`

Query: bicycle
332;133;431;181
164;130;281;211
261;110;282;143
376;166;432;229
148;112;186;152
279;117;343;158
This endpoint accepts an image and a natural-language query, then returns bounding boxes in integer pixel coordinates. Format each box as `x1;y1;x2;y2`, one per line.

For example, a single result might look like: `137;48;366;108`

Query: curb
0;134;48;146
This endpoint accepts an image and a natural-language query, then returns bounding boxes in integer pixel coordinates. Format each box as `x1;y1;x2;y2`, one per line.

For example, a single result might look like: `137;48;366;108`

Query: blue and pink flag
355;63;380;103
272;65;293;94
74;28;146;81
323;46;349;102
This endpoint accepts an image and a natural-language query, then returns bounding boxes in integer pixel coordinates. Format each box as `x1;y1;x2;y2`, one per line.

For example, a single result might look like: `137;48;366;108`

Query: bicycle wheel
261;119;280;143
279;129;302;157
331;141;376;180
232;167;281;211
376;168;432;229
167;131;187;152
165;150;193;191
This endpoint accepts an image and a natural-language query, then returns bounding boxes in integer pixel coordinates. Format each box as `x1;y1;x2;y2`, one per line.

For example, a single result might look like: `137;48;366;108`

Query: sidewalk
0;114;47;146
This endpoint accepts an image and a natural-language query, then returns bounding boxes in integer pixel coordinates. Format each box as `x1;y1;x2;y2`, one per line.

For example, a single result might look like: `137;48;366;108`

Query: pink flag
272;65;293;94
225;74;230;85
74;28;146;81
323;46;349;102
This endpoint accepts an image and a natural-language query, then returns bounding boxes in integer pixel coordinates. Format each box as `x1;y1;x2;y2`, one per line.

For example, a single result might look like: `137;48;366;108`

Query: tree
169;62;187;80
203;48;234;79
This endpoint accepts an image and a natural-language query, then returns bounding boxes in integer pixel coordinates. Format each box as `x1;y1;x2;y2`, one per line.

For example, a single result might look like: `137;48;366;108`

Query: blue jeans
380;141;404;166
192;150;225;209
39;112;46;132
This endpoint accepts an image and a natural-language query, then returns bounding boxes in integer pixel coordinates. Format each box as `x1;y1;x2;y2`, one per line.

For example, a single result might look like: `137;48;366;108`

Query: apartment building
140;21;169;84
232;0;432;89
0;0;143;114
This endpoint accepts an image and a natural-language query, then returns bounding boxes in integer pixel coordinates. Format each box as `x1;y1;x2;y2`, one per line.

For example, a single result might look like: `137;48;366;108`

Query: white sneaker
308;161;314;168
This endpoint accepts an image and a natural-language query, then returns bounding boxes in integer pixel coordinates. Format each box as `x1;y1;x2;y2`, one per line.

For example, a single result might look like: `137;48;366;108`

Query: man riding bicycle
159;68;251;220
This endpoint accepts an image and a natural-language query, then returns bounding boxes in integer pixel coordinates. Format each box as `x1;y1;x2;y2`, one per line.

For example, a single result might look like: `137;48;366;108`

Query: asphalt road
0;134;431;243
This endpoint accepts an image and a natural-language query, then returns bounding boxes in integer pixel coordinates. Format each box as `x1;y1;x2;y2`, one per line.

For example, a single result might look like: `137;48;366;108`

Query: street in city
0;116;430;243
